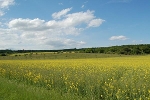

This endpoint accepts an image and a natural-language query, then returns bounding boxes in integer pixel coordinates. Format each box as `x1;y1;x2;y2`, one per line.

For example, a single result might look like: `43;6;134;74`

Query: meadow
0;53;150;100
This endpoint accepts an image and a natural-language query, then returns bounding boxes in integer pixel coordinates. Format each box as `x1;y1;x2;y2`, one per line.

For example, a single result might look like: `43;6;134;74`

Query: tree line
80;44;150;55
1;44;150;56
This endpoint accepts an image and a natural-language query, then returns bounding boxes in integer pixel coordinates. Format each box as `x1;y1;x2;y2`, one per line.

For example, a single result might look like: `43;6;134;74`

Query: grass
1;54;150;99
0;76;85;100
0;52;127;60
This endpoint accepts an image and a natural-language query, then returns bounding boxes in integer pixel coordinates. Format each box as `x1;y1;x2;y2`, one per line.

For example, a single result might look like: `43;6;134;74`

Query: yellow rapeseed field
0;55;150;99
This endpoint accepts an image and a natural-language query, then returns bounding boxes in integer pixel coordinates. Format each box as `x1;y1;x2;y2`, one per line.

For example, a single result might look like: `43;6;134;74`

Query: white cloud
132;40;143;44
0;10;4;16
45;38;85;48
0;0;14;8
8;18;48;31
0;8;104;49
0;0;15;16
88;19;105;27
63;10;100;27
62;27;83;35
58;3;63;5
81;5;84;8
0;28;19;48
109;35;128;40
52;8;72;19
9;9;104;34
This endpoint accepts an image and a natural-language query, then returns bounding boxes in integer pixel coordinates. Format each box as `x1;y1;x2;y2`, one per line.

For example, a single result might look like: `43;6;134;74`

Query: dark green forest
1;44;150;56
80;44;150;55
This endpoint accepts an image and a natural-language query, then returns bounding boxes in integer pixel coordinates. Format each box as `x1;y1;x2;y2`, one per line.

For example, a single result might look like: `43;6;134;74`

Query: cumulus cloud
8;9;104;34
52;8;72;19
0;28;19;49
88;19;105;27
109;35;128;40
1;8;104;49
8;18;48;31
0;0;14;8
0;0;15;16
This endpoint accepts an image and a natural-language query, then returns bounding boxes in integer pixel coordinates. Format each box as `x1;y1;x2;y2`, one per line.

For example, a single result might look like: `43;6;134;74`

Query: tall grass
0;55;150;99
0;77;83;100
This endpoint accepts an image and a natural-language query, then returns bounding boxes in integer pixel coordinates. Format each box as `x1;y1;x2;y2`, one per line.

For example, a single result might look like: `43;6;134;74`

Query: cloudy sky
0;0;150;50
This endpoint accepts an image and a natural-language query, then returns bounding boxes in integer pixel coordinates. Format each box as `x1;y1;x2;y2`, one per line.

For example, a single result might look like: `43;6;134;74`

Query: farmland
0;53;150;100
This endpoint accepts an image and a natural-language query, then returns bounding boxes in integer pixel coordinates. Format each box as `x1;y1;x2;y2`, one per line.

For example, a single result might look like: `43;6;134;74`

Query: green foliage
0;53;125;60
0;53;7;56
0;77;81;100
80;44;150;55
1;44;150;55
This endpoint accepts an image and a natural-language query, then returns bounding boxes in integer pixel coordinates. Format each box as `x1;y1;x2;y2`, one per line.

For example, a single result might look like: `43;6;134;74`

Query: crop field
0;55;150;100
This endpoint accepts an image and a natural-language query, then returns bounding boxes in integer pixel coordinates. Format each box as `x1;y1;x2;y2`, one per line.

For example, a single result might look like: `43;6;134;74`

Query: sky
0;0;150;50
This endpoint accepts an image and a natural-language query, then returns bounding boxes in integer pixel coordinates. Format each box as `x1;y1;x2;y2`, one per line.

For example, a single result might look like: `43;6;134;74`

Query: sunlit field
0;55;150;100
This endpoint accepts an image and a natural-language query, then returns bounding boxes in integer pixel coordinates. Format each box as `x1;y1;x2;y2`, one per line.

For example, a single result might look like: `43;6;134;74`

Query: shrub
0;53;7;56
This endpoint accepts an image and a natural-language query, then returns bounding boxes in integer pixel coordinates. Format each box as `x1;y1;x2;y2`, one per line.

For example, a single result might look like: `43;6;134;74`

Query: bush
1;53;7;56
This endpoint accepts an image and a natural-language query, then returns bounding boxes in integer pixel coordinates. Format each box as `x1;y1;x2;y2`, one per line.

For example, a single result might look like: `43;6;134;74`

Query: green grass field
0;76;84;100
0;53;150;100
0;52;128;60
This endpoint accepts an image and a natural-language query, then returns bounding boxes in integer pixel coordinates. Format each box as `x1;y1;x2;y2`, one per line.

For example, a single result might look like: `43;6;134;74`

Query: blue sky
0;0;150;50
